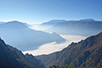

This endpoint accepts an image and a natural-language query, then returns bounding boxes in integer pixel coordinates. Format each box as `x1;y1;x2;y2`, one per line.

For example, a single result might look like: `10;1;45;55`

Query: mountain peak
80;19;95;22
7;20;25;25
3;20;28;28
48;20;66;23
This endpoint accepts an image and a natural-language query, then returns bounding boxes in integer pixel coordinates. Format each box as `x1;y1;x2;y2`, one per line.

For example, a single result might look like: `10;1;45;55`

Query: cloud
23;34;86;56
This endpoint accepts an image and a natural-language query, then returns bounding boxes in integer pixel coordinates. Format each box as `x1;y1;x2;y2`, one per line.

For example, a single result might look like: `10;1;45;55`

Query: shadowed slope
0;38;45;68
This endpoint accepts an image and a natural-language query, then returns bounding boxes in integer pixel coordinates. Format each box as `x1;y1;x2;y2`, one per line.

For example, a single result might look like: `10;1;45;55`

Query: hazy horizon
0;0;102;24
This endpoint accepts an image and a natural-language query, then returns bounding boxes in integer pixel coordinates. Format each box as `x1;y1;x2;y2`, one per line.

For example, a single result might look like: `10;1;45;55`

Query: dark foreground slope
36;32;102;68
0;38;45;68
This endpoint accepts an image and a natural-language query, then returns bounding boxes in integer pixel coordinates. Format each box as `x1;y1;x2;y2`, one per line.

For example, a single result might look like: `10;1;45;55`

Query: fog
23;34;86;56
0;21;65;51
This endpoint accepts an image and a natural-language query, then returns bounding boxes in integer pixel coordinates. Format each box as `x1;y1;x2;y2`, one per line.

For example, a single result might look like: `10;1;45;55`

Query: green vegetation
49;63;102;68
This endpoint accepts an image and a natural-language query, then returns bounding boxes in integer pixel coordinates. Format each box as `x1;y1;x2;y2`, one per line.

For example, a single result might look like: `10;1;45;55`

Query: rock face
0;38;45;68
36;32;102;68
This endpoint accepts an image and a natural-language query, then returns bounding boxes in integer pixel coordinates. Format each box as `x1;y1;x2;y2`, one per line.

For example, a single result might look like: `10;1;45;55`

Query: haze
0;0;102;24
0;0;102;56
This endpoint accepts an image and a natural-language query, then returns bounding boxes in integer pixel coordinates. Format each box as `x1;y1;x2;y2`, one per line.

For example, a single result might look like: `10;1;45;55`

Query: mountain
0;21;65;51
0;22;5;24
0;38;45;68
40;20;66;26
38;19;102;36
38;20;66;31
36;32;102;68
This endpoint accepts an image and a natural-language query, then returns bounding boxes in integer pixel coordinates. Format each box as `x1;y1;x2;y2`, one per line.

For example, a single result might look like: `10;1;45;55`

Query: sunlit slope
36;32;102;68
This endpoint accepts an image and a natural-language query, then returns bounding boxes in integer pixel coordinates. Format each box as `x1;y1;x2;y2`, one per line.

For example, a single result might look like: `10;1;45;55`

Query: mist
0;21;65;51
23;34;86;56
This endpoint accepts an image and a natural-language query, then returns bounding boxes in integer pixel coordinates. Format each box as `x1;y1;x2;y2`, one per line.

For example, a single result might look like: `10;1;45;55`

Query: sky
0;0;102;24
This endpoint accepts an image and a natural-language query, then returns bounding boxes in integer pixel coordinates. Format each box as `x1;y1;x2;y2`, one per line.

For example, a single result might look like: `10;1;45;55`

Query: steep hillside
0;21;65;51
0;38;45;68
38;19;102;36
36;32;102;68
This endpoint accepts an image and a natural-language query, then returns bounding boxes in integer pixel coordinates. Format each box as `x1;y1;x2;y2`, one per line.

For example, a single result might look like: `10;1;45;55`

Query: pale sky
0;0;102;24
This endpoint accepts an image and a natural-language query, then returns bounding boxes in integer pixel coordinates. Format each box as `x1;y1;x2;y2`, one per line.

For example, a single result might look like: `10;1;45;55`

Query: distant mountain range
0;19;102;68
36;32;102;68
0;21;65;51
38;19;102;36
0;38;45;68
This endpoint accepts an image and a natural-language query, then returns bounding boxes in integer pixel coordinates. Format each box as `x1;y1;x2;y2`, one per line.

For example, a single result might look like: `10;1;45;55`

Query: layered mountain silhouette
0;21;65;51
0;38;45;68
36;32;102;68
38;19;102;36
0;22;5;24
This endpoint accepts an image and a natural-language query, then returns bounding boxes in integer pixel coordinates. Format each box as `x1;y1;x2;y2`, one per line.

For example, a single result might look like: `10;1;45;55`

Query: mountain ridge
0;21;65;51
79;19;95;22
0;37;45;68
36;32;102;68
38;19;102;36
